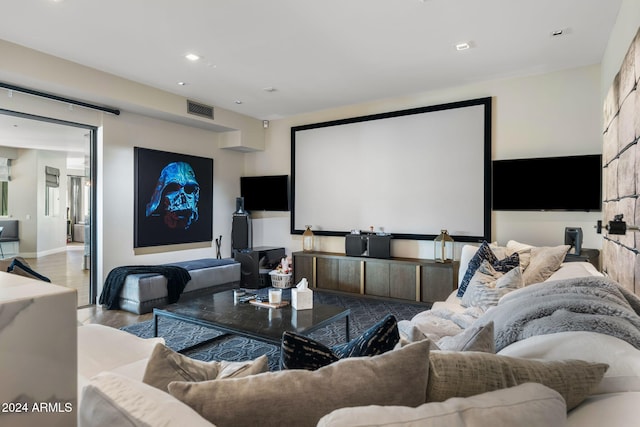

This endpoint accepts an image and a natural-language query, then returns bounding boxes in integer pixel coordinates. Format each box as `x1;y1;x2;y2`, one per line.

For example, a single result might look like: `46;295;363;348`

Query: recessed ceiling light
234;100;243;104
455;42;471;51
177;81;187;86
263;87;277;93
551;29;564;37
185;53;201;61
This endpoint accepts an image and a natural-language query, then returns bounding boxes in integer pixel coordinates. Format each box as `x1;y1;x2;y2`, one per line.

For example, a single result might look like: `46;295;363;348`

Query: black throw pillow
281;314;399;370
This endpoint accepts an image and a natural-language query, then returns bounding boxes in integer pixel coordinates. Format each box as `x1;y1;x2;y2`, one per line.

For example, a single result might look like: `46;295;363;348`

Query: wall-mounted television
240;175;289;211
492;154;602;211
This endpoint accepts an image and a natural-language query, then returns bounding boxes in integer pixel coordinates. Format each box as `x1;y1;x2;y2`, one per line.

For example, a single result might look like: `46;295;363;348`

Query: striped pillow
461;260;523;308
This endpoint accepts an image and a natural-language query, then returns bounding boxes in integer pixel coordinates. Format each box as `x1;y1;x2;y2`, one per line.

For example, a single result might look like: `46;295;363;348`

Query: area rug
121;289;429;370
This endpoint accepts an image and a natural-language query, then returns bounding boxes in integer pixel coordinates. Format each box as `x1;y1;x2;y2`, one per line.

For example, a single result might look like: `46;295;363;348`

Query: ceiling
0;113;90;169
0;0;622;122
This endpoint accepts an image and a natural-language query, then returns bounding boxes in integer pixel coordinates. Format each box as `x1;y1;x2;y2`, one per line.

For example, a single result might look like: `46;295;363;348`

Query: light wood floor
25;244;90;306
24;245;149;328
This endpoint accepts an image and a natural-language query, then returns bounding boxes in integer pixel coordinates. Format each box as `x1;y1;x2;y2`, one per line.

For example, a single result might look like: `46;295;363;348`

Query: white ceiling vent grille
187;100;214;119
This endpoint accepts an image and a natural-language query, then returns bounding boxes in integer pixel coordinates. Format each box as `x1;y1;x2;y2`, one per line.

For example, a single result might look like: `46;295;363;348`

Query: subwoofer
233;249;259;288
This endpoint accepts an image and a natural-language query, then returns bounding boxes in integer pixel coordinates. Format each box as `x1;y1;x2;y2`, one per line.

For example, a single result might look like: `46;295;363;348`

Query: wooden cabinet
293;251;457;303
421;262;458;303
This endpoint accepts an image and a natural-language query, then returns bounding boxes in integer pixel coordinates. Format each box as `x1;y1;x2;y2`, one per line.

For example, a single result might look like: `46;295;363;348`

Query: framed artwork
134;147;213;248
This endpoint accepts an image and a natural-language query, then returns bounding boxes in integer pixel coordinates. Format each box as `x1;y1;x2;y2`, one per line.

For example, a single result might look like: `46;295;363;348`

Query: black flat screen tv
492;154;602;211
240;175;289;211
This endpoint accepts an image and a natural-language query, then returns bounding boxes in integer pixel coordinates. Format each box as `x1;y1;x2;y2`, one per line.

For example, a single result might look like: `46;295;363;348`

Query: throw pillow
332;313;399;358
279;332;339;370
168;339;431;427
427;350;608;410
492;251;521;273
457;241;497;297
8;258;51;282
436;321;495;353
505;240;534;270
317;382;567;427
461;259;523;308
281;314;399;370
522;245;570;285
143;343;268;392
80;372;212;427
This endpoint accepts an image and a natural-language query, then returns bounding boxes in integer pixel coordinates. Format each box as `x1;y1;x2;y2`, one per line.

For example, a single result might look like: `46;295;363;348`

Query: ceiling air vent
187;100;214;119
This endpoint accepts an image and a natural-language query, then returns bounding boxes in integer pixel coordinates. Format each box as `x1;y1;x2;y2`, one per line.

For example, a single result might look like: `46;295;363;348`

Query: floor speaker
233;249;259;288
232;214;251;251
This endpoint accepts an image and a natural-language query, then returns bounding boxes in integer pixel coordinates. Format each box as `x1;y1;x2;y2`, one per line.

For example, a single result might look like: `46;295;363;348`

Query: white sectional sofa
6;239;640;426
72;241;640;426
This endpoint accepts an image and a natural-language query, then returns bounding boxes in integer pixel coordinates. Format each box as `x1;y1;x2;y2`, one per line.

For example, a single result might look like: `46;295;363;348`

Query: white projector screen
291;97;491;242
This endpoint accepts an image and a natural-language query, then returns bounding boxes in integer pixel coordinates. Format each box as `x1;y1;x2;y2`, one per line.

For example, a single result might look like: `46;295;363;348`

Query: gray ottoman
118;258;240;314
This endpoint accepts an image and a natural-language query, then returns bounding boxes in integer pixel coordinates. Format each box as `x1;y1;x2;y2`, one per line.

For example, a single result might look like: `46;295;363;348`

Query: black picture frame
134;147;213;248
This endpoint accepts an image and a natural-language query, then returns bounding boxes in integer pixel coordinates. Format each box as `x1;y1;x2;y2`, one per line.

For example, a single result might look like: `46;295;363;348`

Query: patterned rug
121;289;429;370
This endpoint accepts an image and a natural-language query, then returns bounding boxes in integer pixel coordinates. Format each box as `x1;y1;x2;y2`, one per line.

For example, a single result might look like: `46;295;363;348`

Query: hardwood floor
24;245;149;328
77;305;152;328
25;243;90;306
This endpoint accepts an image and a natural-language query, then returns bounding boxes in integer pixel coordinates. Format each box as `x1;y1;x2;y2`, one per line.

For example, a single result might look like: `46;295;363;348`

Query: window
45;166;60;217
0;181;7;216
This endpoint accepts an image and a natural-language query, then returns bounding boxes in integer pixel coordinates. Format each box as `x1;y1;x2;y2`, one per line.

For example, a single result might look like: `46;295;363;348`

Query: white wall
8;148;37;254
0;41;264;294
0;16;629;288
6;148;73;257
36;150;68;256
246;64;603;258
99;111;245;272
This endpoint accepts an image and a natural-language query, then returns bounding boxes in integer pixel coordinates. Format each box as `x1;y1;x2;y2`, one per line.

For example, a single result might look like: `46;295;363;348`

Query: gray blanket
476;276;640;352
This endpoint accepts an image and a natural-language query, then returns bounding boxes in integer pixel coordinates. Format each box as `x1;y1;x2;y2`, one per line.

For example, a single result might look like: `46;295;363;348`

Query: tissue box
292;287;313;310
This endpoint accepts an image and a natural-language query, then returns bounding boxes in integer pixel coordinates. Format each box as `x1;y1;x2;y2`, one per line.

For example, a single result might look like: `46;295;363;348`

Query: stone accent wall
602;27;640;296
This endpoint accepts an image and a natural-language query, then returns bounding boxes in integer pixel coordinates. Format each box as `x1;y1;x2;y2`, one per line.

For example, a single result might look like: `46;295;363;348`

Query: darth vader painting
134;147;213;248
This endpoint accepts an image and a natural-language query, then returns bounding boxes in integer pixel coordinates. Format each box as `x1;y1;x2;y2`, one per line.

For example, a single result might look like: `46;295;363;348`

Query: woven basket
268;271;293;289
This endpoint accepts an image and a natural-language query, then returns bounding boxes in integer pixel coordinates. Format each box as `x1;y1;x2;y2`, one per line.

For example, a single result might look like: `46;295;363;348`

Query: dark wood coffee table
152;290;350;351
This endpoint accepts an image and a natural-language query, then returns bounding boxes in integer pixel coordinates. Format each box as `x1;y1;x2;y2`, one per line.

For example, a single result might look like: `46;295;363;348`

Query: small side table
564;248;600;271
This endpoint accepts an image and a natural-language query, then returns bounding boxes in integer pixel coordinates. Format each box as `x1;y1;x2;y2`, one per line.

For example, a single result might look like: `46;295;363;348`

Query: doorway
0;110;97;306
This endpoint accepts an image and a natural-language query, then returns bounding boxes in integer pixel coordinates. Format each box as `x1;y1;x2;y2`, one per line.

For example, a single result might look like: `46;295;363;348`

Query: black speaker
233;249;260;288
345;235;367;256
564;227;583;256
232;214;252;251
235;197;245;213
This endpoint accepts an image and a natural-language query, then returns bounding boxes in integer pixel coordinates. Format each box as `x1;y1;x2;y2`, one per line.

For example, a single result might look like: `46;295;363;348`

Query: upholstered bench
118;258;241;314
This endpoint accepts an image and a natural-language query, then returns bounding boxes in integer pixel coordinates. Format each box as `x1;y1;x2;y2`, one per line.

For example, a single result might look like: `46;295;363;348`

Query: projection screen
291;97;491;242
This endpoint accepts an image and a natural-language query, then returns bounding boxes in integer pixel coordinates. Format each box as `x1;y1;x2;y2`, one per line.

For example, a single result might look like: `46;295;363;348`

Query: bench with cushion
117;258;241;314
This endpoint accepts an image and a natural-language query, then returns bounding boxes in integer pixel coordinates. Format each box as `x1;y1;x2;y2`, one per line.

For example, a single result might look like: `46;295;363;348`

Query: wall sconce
596;214;640;235
434;229;454;263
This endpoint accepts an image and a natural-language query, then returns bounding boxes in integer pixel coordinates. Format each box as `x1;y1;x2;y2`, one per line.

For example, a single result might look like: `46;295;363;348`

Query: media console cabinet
292;251;458;304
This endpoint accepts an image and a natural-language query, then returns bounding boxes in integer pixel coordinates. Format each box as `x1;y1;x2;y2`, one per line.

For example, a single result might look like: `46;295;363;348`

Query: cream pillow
143;343;268;392
80;372;212;427
317;383;566;427
427;350;608;410
497;331;640;395
168;339;431;427
522;245;570;285
436;322;495;353
461;260;523;308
